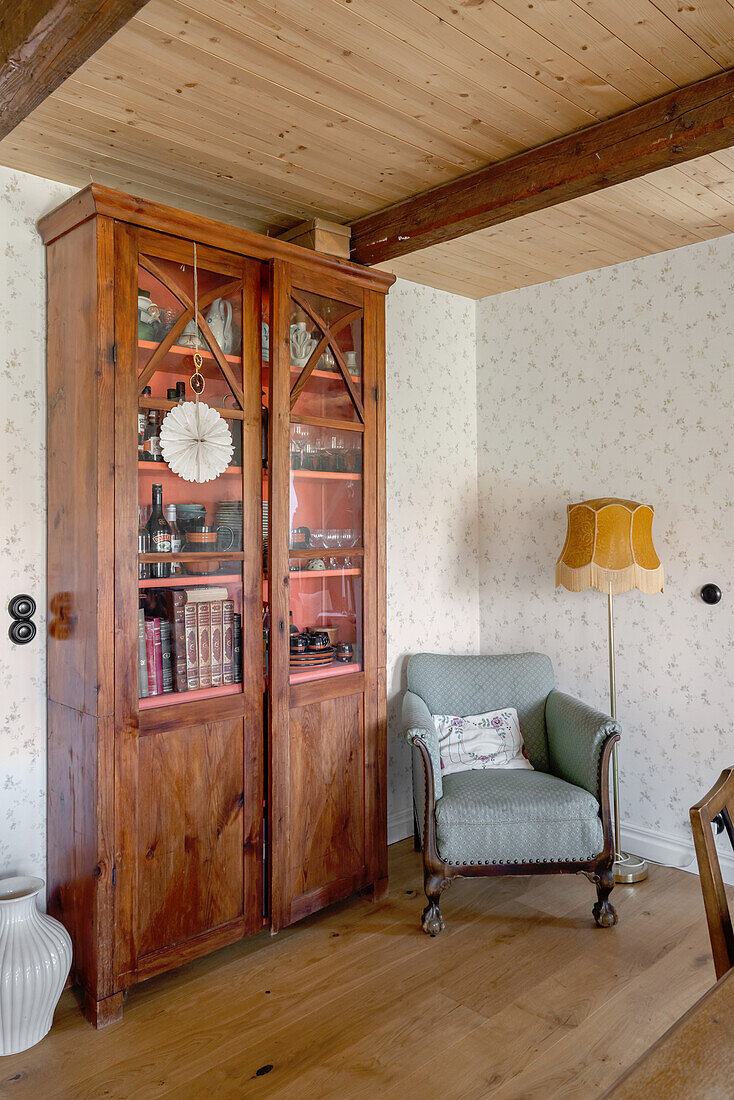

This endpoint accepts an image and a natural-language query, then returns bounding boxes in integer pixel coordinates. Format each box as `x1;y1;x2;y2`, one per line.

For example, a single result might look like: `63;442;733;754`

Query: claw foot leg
421;873;449;936
592;868;618;928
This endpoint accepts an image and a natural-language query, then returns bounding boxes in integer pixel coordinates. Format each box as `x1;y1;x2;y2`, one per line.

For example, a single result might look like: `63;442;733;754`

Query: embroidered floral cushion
433;708;534;777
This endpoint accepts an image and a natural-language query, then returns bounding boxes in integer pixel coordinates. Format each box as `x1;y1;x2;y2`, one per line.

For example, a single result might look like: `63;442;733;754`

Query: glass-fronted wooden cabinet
41;186;392;1026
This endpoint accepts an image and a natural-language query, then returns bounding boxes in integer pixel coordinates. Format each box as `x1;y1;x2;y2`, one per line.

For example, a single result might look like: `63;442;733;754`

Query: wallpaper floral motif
476;238;734;842
385;279;479;835
0;168;75;878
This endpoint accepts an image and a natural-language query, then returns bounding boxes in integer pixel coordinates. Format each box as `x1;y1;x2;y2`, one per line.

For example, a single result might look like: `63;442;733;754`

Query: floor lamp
556;498;664;884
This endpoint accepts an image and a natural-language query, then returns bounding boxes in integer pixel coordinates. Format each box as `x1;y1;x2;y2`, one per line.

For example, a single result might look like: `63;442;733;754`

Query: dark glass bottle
176;381;186;403
138;386;152;460
146;484;172;579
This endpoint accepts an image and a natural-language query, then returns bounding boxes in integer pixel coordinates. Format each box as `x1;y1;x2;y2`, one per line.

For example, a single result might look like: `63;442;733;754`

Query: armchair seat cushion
434;769;604;866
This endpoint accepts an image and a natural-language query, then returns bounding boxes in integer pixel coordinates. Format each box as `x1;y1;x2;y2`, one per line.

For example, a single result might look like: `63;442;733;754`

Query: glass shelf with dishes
287;285;365;683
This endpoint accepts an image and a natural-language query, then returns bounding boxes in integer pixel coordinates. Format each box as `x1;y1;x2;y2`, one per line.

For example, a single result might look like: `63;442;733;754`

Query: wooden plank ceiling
2;0;734;298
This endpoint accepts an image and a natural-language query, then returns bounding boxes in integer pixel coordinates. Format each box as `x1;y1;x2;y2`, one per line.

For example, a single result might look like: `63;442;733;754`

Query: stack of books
138;587;243;699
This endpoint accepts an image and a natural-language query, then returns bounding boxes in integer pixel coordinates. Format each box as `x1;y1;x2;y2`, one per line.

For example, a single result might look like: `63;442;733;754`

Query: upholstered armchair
404;653;621;935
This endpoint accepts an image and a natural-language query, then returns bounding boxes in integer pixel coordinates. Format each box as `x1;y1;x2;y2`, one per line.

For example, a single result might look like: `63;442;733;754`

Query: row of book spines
138;598;242;698
184;598;236;691
138;610;170;698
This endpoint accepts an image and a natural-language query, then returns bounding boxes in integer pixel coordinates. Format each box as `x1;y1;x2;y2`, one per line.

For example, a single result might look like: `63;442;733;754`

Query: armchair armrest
545;690;621;801
403;691;442;836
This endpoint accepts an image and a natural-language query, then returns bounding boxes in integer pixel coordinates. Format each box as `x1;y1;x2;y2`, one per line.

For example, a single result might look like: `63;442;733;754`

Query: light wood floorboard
0;840;716;1099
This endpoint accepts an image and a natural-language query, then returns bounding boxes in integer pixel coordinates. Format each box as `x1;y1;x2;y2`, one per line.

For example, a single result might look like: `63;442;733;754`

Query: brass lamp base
614;852;648;884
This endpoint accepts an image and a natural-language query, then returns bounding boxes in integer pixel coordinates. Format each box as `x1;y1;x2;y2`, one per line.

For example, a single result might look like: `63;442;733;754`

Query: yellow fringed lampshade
556;498;663;596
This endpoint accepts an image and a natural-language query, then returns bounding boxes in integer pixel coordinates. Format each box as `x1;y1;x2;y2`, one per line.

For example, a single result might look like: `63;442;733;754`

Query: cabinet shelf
290;364;360;384
289;662;361;685
140;683;241;710
289;547;363;559
138;574;241;589
138;461;243;477
139;339;240;365
291;469;361;481
289;568;361;578
139;551;245;562
139;396;245;421
262;362;360;385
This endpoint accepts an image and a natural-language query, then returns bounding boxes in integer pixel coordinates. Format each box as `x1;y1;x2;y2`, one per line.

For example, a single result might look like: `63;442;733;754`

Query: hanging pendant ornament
160;245;233;483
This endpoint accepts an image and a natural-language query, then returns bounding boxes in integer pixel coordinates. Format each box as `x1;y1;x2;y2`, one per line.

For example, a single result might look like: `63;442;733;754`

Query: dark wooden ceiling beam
350;69;734;266
0;0;149;140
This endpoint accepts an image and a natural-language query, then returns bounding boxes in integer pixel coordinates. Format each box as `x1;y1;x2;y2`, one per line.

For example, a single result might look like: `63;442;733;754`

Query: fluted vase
0;877;72;1055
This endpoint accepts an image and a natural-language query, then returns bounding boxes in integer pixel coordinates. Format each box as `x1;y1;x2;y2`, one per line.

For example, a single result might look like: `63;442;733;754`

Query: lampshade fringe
555;560;664;596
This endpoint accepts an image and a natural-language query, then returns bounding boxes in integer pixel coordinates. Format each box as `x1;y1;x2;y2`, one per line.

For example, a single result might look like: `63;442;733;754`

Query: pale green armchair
404;652;620;935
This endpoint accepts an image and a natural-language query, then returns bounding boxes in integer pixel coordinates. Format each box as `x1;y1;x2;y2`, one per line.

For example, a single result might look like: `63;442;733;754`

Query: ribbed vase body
0;877;72;1056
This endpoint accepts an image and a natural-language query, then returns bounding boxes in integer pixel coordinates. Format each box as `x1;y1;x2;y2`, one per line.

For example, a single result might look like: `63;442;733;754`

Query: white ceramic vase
0;876;72;1056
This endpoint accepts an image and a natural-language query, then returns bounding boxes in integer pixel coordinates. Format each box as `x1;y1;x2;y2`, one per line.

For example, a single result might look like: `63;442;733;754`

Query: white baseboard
620;821;734;886
388;807;414;847
389;810;734;886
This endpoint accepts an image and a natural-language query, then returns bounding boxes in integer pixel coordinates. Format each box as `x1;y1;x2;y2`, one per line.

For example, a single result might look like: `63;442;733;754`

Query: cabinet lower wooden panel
47;701;114;1002
287;693;367;922
135;718;245;958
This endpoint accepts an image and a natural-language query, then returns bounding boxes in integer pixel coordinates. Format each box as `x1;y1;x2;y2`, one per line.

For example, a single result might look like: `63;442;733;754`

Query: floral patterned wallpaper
0;167;75;878
385;279;479;835
0;165;477;871
476;238;734;842
2;160;730;871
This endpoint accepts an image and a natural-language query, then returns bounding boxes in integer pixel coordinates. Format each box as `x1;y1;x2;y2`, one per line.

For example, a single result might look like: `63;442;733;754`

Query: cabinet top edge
37;184;395;294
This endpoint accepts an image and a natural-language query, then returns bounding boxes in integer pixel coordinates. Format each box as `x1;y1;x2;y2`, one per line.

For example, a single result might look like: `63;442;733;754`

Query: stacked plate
289;646;335;669
262;500;269;565
213;500;243;550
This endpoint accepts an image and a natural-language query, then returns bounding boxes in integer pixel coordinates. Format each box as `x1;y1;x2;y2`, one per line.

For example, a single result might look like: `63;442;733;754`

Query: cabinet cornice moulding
37;184;394;295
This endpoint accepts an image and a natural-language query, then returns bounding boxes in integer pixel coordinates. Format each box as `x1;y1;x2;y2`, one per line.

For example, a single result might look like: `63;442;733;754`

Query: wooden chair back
690;767;734;980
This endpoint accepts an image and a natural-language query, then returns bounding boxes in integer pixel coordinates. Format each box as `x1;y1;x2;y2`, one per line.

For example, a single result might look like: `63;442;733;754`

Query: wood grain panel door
269;263;386;930
136;717;245;959
113;224;264;985
286;694;366;923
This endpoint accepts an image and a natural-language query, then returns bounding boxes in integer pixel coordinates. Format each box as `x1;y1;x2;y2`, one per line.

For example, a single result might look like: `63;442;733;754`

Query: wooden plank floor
1;841;716;1099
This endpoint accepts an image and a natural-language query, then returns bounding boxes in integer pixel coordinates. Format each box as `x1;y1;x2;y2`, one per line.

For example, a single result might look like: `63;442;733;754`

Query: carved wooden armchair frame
411;733;618;934
403;652;621;935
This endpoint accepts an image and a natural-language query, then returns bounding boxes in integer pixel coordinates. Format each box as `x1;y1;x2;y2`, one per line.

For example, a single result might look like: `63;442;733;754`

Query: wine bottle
165;503;182;575
146;484;172;579
138;387;152;460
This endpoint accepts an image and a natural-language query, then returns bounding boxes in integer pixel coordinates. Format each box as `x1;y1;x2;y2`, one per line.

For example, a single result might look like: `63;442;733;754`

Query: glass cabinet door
136;247;252;708
287;287;365;682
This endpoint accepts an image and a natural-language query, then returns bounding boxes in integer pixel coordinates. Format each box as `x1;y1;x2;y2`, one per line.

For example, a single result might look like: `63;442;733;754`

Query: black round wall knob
9;619;36;645
701;584;722;605
8;593;36;620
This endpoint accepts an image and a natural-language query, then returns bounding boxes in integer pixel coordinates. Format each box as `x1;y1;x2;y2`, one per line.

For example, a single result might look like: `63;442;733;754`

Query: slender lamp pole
608;587;647;883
